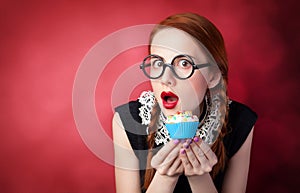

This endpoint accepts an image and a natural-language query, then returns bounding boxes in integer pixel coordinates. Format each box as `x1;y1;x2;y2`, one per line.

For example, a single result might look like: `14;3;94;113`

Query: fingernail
173;139;180;144
180;139;185;144
186;139;192;144
180;149;186;154
184;143;190;149
193;137;199;142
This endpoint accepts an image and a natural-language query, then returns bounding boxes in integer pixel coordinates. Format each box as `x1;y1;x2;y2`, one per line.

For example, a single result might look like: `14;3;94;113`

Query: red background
1;0;299;192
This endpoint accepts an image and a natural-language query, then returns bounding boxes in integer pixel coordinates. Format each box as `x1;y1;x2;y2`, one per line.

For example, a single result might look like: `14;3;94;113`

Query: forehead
150;28;207;60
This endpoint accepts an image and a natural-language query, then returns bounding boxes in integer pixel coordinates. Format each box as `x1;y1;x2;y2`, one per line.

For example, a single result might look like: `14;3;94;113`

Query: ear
207;70;221;89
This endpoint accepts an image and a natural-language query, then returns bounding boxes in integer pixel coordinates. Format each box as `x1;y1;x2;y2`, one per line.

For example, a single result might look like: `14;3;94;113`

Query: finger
199;141;218;166
182;139;193;149
190;142;204;158
199;153;211;172
161;143;182;166
166;157;182;176
179;148;193;171
151;139;180;167
192;142;213;172
199;140;210;154
155;146;181;175
157;148;182;175
184;144;200;169
175;162;184;174
191;137;204;151
190;142;210;169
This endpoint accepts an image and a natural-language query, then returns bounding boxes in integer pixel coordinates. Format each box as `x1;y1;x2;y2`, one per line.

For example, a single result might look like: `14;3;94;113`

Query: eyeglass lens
142;55;194;79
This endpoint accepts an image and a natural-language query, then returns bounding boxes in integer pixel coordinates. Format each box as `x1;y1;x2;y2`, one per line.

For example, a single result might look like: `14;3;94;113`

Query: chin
160;106;181;116
162;109;176;116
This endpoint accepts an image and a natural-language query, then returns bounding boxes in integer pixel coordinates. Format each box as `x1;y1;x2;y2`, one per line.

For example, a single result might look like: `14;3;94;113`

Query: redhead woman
113;13;257;193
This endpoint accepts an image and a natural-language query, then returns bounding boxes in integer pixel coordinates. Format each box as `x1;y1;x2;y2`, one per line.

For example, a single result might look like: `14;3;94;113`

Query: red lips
161;91;179;109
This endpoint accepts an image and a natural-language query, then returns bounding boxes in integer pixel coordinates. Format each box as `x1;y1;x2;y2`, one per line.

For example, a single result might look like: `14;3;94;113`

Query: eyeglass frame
139;54;211;80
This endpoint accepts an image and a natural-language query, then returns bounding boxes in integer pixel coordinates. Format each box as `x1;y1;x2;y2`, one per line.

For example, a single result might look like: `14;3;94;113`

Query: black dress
115;100;257;192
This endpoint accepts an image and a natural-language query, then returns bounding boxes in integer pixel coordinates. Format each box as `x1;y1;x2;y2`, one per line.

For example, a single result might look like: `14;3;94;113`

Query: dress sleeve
224;101;258;158
115;101;148;150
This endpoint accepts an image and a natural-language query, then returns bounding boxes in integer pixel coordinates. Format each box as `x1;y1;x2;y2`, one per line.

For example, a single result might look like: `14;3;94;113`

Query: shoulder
115;100;144;131
224;100;258;158
115;100;148;150
115;100;142;121
228;100;258;129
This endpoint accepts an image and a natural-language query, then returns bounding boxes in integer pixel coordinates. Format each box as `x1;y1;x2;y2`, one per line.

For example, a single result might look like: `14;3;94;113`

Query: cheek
192;75;207;99
179;74;207;110
150;80;161;100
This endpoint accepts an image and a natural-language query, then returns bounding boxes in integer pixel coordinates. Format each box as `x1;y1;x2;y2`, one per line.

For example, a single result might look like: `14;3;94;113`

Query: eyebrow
188;55;198;60
153;54;197;60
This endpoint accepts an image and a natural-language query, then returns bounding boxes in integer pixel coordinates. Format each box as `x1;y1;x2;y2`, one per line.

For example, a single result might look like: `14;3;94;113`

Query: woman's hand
151;140;184;177
146;140;184;192
179;137;218;176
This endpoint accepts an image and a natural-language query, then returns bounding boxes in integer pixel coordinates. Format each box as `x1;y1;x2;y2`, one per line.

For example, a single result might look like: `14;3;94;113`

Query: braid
210;80;229;178
143;102;160;189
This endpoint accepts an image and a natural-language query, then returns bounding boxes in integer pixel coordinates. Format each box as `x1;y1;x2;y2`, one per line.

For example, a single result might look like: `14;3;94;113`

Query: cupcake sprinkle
166;111;199;123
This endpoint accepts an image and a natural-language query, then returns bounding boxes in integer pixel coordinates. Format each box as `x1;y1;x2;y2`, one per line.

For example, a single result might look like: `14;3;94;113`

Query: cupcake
165;111;199;139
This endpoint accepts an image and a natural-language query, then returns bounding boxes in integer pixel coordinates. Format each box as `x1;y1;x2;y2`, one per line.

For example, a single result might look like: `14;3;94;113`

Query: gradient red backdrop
1;0;299;192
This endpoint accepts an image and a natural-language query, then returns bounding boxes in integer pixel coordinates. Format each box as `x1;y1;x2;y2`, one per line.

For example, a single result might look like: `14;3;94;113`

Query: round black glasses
139;54;210;80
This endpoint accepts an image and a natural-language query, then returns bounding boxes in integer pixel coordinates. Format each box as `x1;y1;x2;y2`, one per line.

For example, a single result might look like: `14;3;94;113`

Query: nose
160;67;176;86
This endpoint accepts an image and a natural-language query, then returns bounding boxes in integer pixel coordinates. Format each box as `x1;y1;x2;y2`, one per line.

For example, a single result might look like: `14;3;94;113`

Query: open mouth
160;91;179;109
